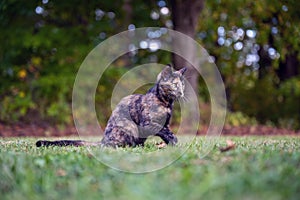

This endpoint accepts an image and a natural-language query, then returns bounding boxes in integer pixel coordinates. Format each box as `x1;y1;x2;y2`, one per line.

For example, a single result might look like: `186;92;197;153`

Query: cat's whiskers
180;90;196;102
182;75;194;79
176;93;189;103
181;95;190;103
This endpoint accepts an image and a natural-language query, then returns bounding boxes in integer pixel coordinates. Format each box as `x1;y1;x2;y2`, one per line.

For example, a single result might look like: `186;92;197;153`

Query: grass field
1;136;300;200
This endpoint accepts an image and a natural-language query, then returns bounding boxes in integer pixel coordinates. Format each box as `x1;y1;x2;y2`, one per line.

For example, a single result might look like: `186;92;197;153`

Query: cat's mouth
176;90;185;98
171;92;184;99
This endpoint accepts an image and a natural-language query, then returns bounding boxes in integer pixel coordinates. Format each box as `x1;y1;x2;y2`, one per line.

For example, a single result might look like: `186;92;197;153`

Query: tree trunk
258;47;272;79
170;0;204;93
120;0;133;67
122;0;133;28
277;53;299;81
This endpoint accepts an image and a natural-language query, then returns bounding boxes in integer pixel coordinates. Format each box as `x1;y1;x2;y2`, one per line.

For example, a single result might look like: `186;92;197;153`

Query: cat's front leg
155;128;178;145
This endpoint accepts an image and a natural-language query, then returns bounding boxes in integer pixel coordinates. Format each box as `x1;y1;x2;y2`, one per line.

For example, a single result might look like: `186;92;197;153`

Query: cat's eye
171;84;177;89
171;82;177;87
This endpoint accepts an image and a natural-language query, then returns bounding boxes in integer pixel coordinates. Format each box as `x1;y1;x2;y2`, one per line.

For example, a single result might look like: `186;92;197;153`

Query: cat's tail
36;140;102;147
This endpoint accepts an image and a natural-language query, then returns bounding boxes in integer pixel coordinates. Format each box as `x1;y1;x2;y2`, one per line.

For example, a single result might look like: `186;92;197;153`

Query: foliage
1;136;300;199
0;0;299;129
0;95;35;122
226;112;257;127
277;77;300;129
0;0;164;125
95;66;128;125
199;0;300;128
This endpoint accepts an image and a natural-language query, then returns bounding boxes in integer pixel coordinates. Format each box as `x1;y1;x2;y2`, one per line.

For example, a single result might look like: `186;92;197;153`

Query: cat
36;65;187;148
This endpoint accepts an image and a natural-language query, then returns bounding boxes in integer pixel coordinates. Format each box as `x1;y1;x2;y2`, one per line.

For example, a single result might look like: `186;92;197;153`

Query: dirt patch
0;122;299;137
0;122;77;137
198;125;300;136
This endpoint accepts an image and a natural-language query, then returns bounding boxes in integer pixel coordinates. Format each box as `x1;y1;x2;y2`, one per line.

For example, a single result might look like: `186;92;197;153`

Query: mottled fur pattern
36;65;187;148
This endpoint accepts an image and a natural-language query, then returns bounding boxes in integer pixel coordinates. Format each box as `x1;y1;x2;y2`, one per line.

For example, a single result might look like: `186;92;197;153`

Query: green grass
1;136;300;200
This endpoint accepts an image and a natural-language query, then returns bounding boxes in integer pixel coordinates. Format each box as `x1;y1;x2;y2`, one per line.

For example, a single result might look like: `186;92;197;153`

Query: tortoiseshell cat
36;65;187;148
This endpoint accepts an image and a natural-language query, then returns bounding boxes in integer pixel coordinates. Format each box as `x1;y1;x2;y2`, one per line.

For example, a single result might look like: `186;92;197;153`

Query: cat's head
157;65;187;100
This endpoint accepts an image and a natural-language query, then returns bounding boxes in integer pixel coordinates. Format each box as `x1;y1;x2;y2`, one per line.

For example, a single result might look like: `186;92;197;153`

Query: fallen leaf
56;169;67;177
219;139;235;152
191;159;208;165
156;142;167;149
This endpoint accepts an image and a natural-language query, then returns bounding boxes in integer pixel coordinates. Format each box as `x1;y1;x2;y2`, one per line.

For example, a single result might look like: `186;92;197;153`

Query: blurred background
0;0;299;135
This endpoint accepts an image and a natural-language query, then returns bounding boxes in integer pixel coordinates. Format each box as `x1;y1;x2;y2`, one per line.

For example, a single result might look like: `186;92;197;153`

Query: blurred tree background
0;0;299;129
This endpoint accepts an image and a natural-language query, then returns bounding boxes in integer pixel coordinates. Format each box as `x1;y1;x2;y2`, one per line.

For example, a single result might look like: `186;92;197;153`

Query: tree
170;0;204;92
198;0;300;128
1;0;299;129
0;0;124;123
0;0;162;124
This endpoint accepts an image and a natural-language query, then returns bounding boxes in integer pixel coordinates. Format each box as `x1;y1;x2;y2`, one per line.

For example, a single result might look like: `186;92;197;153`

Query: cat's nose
179;88;184;97
179;91;184;97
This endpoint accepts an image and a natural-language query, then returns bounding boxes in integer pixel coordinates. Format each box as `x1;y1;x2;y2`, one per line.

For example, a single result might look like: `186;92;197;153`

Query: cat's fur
36;65;186;148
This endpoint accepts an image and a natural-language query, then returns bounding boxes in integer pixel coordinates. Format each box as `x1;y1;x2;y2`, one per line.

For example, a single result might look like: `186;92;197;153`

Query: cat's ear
157;65;172;81
174;67;187;76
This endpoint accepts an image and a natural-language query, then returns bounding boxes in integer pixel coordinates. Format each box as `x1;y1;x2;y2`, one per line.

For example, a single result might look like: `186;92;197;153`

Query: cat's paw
168;136;178;146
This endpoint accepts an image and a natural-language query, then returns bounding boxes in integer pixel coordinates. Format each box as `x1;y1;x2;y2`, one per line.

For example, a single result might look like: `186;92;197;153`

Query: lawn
1;136;300;200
